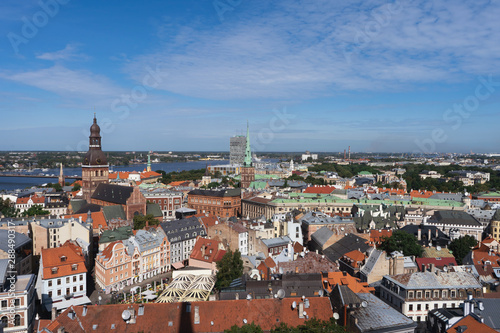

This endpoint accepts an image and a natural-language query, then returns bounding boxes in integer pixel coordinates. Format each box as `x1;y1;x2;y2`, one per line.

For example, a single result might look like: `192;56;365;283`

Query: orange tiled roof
323;271;374;294
72;180;83;187
344;250;366;262
190;238;226;263
62;211;107;230
370;229;392;244
108;171;131;180
16;195;45;204
99;241;125;262
378;188;406;195
140;171;161;179
410;190;442;199
41;242;87;279
447;315;497;333
168;180;188;186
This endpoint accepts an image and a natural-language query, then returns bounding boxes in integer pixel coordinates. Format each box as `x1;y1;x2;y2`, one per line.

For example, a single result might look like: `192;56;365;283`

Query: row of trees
224;318;346;332
379;230;478;265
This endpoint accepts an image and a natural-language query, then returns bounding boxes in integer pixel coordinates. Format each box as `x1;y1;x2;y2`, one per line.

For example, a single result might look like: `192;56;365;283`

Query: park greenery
215;249;243;290
133;214;159;230
379;230;423;257
224;318;346;333
449;235;478;265
21;204;50;217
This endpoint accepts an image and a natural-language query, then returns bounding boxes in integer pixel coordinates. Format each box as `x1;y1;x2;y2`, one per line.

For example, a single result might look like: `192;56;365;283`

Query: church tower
58;163;65;187
82;114;109;202
240;122;255;188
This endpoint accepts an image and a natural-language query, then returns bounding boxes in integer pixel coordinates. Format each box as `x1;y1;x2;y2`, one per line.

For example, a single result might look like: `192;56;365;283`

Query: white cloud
0;65;123;99
125;0;500;100
36;44;88;61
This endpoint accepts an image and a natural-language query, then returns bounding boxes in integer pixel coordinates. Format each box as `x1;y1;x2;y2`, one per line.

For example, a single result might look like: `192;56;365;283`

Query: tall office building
230;135;246;165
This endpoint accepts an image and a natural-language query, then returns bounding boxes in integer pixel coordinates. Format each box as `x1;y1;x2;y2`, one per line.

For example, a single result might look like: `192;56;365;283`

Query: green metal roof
146;203;163;217
98;226;133;244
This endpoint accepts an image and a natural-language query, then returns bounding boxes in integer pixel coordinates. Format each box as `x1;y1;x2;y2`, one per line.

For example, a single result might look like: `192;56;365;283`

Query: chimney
417;228;421;241
51;307;57;321
428;228;431;241
79;216;82;223
430;263;435;272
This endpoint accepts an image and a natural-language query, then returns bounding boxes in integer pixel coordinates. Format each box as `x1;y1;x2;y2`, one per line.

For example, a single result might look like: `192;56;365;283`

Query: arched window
14;314;21;326
1;316;7;327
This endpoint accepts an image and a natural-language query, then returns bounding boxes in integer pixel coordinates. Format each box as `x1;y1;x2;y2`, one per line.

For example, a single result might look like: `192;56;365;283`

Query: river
0;160;230;191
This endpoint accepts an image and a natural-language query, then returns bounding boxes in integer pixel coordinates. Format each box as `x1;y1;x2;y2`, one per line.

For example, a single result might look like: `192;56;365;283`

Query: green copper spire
244;121;252;167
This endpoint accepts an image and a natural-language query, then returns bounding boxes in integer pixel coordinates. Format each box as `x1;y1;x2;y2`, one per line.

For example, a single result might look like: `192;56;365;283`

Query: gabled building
15;195;46;214
37;241;90;313
160;217;206;267
90;184;147;221
424;211;483;241
95;241;132;292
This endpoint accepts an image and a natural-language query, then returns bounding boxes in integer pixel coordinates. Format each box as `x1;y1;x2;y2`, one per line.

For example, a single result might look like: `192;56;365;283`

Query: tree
22;204;50;217
271;318;346;332
72;183;81;192
225;323;263;333
449;235;478;265
133;214;159;230
379;230;423;257
215;249;243;290
0;198;18;218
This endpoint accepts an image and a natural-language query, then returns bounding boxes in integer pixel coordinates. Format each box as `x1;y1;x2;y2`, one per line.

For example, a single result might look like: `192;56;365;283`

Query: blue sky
1;0;499;153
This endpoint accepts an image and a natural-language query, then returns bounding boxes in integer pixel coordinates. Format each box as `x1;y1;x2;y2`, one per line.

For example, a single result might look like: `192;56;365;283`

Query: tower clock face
96;158;102;164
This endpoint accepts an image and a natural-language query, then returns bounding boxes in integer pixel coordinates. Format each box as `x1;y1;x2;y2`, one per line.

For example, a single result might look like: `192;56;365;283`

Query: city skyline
1;0;499;153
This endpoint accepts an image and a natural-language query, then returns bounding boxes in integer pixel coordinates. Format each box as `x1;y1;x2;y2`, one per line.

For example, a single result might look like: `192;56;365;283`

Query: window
409;304;413;311
73;276;77;282
73;286;77;293
425;291;430;298
434;290;439;298
417;304;421;311
66;277;70;284
48;280;52;287
57;289;62;296
425;304;429;310
48;291;52;297
57;279;61;285
80;275;84;281
1;316;7;327
80;285;84;291
408;291;414;299
1;300;6;308
451;290;456;298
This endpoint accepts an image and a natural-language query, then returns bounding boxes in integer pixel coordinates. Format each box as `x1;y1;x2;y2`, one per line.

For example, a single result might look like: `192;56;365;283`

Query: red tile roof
416;257;457;271
40;297;334;333
108;171;131;180
303;186;336;194
447;314;497;333
190;237;226;264
41;242;87;279
195;214;220;229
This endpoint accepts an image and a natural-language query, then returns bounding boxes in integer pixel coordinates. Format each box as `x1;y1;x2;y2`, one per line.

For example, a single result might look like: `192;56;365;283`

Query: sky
0;0;499;154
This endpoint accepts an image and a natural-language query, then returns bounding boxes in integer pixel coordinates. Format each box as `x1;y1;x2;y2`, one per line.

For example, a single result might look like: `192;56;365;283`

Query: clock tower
82;114;109;202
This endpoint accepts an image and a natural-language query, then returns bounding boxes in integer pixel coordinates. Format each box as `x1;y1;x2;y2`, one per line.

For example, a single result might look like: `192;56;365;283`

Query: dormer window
51;267;58;274
60;256;67;262
72;264;78;271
